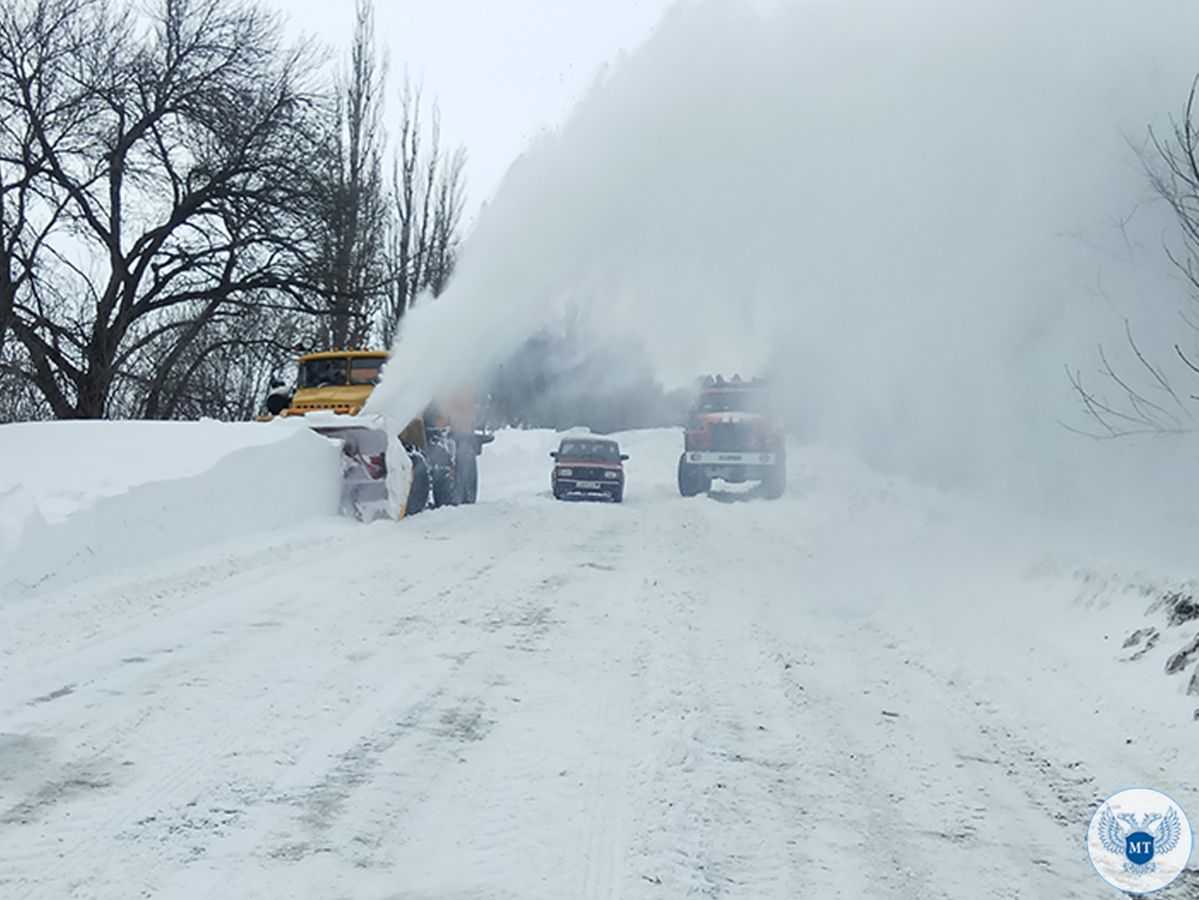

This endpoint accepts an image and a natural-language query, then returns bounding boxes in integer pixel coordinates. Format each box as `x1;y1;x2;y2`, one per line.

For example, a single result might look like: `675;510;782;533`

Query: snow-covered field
1;424;1198;898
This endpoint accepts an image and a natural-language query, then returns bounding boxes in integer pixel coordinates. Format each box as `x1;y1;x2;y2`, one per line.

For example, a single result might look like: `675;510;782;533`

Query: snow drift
370;0;1199;563
0;421;341;597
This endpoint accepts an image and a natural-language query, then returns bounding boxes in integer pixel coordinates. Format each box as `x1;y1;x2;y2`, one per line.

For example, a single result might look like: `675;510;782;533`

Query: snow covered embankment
0;420;342;598
1075;571;1199;710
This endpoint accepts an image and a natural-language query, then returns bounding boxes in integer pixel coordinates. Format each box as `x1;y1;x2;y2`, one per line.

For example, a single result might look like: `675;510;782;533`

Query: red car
551;437;627;502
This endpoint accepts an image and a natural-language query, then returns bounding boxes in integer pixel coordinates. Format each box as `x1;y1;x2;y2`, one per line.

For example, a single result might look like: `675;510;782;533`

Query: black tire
431;467;457;507
677;454;706;497
458;446;478;504
427;435;457;507
760;456;786;500
406;453;430;515
265;392;291;416
611;486;624;503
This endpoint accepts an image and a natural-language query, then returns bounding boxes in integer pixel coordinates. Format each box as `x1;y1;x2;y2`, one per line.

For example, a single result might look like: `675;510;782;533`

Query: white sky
274;0;679;215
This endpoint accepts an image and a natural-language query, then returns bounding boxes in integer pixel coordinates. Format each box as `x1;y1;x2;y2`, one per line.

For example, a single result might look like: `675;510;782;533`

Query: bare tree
0;0;324;419
1067;322;1197;438
381;77;467;345
133;304;306;419
0;0;92;417
1070;78;1199;438
426;144;467;299
305;0;388;351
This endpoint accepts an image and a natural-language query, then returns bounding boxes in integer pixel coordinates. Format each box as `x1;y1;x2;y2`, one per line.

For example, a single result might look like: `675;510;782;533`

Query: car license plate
576;481;601;489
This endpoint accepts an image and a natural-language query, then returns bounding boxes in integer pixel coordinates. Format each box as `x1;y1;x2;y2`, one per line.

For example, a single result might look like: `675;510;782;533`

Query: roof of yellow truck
298;349;389;362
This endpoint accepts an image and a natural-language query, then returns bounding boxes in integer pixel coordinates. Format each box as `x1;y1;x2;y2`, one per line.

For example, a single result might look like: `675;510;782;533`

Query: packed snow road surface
1;427;1196;898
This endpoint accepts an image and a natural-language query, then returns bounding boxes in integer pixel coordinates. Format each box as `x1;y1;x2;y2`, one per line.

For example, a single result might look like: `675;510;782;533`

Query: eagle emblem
1098;805;1184;876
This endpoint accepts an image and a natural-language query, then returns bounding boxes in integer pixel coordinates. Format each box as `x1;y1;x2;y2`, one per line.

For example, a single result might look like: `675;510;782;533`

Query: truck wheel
431;466;458;507
760;457;786;500
611;486;624;503
458;447;478;504
678;454;706;497
427;435;457;507
407;453;430;515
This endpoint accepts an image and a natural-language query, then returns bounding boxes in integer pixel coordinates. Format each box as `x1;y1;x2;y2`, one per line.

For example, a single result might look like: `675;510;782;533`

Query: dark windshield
697;390;766;413
559;440;620;460
350;358;384;385
299;358;348;388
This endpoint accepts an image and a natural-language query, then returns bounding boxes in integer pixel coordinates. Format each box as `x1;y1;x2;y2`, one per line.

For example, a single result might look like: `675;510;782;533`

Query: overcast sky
274;0;678;216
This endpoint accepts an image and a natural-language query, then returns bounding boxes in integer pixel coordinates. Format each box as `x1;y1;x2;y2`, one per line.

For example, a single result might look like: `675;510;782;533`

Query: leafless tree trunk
380;78;467;345
426;145;467;300
306;0;388;351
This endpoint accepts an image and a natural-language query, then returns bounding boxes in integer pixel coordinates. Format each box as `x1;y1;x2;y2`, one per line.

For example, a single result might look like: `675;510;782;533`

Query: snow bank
0;420;342;597
1072;569;1199;705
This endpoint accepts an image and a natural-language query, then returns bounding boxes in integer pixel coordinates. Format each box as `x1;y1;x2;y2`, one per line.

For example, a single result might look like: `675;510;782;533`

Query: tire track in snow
619;585;816;898
756;609;1110;899
373;514;641;899
0;521;349;689
149;500;626;898
0;511;512;898
569;574;641;900
604;495;822;899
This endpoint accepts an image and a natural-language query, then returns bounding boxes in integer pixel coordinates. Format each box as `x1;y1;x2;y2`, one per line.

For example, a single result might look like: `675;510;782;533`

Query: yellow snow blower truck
264;349;493;521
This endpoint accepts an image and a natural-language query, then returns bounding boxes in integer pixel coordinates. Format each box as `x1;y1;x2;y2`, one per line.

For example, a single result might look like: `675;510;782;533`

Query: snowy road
2;429;1197;898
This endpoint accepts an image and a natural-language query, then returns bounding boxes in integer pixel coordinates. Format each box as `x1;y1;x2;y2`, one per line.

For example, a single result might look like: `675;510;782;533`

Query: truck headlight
604;470;619;479
559;468;573;477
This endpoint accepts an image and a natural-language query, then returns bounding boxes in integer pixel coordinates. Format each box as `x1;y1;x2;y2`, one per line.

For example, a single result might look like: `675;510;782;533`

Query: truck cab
270;350;388;417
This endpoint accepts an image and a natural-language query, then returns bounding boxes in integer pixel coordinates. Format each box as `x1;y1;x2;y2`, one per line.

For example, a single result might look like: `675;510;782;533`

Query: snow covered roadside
0;420;342;598
1074;570;1199;713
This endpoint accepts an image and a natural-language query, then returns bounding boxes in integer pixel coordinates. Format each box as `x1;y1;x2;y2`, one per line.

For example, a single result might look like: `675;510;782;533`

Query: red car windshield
558;440;620;460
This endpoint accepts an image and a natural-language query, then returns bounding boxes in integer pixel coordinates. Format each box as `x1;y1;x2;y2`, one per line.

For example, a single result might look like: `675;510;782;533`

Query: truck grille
565;466;610;481
708;422;754;451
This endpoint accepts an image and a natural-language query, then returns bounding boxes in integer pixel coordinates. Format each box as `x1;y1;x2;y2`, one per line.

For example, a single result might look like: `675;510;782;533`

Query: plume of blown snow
368;0;1199;562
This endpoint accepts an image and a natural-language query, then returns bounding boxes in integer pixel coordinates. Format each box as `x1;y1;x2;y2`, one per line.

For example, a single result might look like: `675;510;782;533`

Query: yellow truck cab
275;350;388;418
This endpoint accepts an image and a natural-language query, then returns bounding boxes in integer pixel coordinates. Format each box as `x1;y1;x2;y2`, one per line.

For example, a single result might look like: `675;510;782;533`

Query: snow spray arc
1087;788;1193;893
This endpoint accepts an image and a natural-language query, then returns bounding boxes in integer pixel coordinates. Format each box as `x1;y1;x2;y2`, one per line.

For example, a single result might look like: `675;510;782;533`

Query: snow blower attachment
262;349;490;521
303;413;414;522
